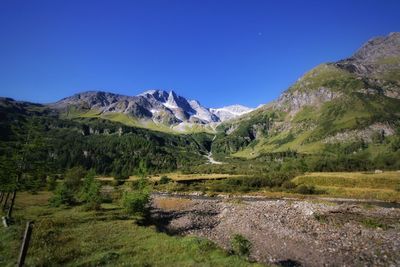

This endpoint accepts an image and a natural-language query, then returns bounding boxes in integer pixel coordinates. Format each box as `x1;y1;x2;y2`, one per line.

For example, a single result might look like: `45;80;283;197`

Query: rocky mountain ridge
51;89;254;131
336;32;400;76
213;32;400;157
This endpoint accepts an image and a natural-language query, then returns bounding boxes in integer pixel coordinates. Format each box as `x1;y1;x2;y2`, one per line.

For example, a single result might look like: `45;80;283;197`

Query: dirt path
150;194;400;266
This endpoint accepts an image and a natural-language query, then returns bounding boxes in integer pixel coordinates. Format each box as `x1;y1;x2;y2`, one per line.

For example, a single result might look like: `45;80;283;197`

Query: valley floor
2;170;400;266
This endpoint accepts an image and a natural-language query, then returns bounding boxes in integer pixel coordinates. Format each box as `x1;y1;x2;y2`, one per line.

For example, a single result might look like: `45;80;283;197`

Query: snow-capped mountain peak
53;89;253;132
210;105;254;121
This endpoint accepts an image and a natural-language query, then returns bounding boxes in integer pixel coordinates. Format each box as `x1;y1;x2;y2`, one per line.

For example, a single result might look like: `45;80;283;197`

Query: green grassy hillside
212;61;400;162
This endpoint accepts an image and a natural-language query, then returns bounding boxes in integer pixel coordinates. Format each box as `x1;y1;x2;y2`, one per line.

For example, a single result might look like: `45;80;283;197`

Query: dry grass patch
292;172;400;201
293;171;400;189
153;197;193;211
13;191;52;207
316;186;400;202
150;173;244;181
96;173;244;182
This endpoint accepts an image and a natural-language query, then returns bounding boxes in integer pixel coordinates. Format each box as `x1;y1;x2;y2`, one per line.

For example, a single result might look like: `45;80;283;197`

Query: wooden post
7;190;17;219
17;221;34;267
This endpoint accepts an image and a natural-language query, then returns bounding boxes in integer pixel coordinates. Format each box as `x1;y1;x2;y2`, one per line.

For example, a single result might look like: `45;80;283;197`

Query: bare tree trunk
2;192;10;210
0;192;4;205
7;190;17;219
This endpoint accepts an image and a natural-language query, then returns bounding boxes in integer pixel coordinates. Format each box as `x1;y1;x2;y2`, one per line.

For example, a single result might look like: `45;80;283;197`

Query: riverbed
150;193;400;266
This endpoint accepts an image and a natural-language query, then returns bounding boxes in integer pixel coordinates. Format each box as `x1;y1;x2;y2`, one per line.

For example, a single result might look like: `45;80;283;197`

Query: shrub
281;181;296;190
114;172;129;181
295;184;317;195
313;213;327;223
121;190;150;215
361;218;388;229
395;183;400;192
24;173;44;194
137;159;148;179
81;170;95;194
47;175;58;191
64;166;87;192
84;181;102;210
391;136;400;151
159;175;172;184
131;178;150;190
81;171;102;210
50;183;75;207
113;179;126;186
230;234;252;258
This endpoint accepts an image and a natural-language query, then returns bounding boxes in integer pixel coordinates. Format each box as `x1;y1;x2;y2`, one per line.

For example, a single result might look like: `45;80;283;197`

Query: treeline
311;136;400;171
187;136;400;175
0;101;212;180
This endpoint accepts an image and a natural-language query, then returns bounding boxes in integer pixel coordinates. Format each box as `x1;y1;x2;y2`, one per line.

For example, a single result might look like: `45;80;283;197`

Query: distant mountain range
1;32;399;159
50;89;253;132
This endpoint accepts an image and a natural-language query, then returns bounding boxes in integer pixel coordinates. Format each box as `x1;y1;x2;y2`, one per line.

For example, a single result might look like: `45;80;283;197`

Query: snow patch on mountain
210;105;254;121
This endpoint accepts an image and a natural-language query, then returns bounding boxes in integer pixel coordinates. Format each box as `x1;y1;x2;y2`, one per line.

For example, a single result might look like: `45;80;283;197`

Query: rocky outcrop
274;87;342;115
347;32;400;63
322;122;396;144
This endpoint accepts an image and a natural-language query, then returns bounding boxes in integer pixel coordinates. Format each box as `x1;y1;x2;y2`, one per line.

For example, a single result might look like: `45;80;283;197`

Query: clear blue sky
0;0;399;107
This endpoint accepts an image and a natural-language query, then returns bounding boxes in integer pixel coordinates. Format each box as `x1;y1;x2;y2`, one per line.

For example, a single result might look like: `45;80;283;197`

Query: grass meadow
0;191;260;267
